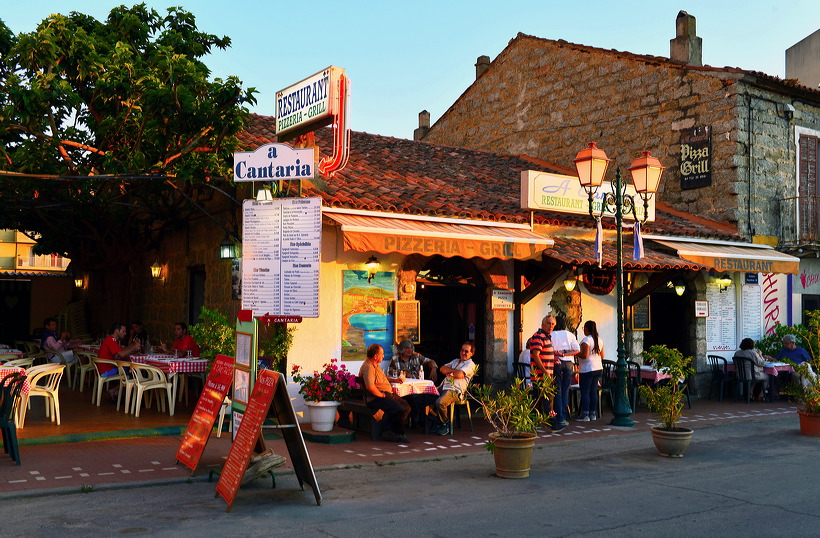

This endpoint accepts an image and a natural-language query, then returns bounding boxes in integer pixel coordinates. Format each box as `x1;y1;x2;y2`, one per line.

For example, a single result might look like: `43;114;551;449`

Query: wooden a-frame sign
215;369;321;511
176;354;234;472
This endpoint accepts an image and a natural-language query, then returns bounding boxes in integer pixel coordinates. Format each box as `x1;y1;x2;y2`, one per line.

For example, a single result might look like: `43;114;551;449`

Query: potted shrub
758;310;820;436
639;345;695;457
468;376;556;478
291;359;358;431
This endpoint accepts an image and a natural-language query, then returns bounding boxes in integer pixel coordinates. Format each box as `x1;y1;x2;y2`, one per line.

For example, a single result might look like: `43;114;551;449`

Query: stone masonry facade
423;33;820;243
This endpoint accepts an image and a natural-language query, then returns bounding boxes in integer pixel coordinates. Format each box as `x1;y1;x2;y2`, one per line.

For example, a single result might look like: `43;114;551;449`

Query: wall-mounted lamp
365;255;379;283
74;276;84;289
150;260;166;285
667;278;686;296
219;235;237;259
716;276;732;292
563;268;578;291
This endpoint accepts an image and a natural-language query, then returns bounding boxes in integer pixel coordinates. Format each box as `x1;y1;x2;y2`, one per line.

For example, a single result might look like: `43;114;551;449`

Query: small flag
633;221;644;261
594;218;603;267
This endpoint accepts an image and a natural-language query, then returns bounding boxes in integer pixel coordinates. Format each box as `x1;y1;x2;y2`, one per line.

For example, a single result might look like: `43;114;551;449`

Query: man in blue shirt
774;334;812;365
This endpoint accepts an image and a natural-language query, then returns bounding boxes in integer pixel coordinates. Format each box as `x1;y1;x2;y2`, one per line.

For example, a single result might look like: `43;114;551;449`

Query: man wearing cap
388;339;438;428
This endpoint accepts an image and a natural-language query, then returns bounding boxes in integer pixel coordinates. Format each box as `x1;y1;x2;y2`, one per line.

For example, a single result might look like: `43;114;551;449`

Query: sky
3;1;819;140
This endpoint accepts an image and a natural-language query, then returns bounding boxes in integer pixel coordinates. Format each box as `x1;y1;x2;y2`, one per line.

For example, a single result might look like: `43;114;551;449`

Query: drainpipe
747;93;753;239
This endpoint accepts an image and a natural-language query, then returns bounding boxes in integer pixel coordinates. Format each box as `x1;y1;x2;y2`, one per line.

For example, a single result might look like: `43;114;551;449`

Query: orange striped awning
325;213;552;261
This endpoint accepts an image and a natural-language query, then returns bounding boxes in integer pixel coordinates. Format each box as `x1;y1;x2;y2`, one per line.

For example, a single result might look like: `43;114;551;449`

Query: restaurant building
224;115;770;397
419;12;813;377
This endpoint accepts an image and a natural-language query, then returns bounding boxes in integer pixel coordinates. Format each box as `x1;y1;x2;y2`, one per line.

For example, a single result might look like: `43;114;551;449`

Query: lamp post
573;143;665;427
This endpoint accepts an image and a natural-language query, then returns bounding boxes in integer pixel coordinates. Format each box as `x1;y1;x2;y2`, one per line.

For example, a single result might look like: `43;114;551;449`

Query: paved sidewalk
0;399;801;498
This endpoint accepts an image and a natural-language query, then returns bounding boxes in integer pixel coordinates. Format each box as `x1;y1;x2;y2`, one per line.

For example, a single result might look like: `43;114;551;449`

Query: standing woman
577;320;604;421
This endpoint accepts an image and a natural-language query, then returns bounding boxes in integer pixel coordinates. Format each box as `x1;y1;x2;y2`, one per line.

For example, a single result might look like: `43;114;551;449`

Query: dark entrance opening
642;288;692;357
0;279;32;341
413;256;486;384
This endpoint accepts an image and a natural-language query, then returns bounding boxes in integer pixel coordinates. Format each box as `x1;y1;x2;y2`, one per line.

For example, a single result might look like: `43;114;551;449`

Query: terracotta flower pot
797;410;820;436
489;432;537;478
650;426;694;458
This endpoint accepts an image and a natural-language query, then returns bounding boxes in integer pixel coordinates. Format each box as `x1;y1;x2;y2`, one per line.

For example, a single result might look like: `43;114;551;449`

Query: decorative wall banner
680;126;712;189
342;270;395;361
393;300;420;344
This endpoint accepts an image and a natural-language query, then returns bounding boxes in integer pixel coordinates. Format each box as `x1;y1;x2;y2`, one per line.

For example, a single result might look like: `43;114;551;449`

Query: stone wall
423;35;820;241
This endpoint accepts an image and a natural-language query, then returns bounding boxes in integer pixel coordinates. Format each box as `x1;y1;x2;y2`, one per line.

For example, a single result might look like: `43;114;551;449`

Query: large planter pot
489;432;537;478
798;410;820;436
651;426;694;458
304;401;341;432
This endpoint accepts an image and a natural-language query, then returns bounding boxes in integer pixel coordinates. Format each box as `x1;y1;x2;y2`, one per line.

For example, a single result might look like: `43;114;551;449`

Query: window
798;133;819;240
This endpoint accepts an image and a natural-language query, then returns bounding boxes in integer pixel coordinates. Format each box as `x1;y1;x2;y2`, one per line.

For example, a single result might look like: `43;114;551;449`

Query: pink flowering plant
291;359;358;403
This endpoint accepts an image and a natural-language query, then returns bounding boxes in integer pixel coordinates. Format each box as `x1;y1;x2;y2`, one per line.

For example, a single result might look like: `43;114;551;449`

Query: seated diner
161;322;201;357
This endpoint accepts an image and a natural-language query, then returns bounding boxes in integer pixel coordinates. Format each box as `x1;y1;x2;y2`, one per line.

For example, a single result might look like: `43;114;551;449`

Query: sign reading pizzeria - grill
276;66;345;140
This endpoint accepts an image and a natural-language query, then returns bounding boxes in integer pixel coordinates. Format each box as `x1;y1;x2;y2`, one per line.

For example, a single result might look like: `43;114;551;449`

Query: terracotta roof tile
545;237;710;271
240;114;740;241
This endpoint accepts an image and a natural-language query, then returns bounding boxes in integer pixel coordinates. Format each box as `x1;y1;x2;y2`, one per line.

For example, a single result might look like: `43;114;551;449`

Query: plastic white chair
90;358;125;406
74;351;97;392
19;363;65;427
130;363;174;417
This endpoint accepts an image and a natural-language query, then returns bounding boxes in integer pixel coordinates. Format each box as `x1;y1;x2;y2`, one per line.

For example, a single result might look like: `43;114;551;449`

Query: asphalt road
3;415;819;537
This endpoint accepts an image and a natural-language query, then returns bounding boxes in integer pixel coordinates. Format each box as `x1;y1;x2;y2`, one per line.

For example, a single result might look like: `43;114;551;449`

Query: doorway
642;289;691;357
413;256;486;384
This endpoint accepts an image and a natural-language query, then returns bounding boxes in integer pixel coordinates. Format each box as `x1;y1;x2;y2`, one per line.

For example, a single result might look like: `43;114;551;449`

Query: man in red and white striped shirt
529;316;558;423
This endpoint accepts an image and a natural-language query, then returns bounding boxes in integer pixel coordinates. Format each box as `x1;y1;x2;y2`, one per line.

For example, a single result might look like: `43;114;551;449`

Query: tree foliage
0;4;256;269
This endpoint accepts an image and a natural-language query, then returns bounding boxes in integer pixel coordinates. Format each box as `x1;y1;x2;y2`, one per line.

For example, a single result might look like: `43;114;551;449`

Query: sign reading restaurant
275;66;346;141
520;171;655;221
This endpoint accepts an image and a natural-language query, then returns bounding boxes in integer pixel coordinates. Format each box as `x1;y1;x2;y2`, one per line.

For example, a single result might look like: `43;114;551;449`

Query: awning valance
652;240;800;275
325;212;552;261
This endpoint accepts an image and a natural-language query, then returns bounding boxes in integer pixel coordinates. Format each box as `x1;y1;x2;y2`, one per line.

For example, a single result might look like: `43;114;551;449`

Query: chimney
475;55;490;79
413;110;430;141
670;11;702;66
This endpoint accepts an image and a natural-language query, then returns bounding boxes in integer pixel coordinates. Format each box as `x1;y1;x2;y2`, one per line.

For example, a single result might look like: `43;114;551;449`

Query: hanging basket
583;269;616;295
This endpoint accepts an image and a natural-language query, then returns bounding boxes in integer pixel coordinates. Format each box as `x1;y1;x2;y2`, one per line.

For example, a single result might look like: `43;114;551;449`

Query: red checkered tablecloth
134;356;207;375
391;379;439;398
0;366;30;394
0;349;24;359
727;361;794;377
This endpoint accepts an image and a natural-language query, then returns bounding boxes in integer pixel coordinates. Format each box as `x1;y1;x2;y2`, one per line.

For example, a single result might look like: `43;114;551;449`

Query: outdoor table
726;360;794;377
390;378;439;398
77;344;100;353
130;355;206;402
0;349;25;359
0;366;30;394
637;365;673;384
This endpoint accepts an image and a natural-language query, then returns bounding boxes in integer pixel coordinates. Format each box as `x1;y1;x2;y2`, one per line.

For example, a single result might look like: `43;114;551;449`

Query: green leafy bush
638;345;694;431
469;375;556;443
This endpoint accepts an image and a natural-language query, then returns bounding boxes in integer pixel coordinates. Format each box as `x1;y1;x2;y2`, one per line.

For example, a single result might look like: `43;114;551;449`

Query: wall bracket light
563;267;579;291
150;260;166;285
219;235;237;259
365;256;379;283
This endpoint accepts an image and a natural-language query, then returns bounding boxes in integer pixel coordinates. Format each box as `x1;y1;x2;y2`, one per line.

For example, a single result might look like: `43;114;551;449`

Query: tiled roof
545;237;710;272
240;114;740;241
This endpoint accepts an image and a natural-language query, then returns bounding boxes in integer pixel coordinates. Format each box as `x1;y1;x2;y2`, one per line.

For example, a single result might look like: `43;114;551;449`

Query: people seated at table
431;341;477;436
517;338;532;387
129;321;149;350
388;339;438;428
359;344;410;443
734;338;771;401
40;317;78;364
773;334;812;365
161;322;201;357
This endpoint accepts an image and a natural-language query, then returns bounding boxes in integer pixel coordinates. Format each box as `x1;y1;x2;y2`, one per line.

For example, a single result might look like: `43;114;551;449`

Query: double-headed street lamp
573;143;665;427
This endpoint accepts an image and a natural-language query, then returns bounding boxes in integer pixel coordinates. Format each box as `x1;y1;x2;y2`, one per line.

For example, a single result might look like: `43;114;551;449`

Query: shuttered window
798;134;819;240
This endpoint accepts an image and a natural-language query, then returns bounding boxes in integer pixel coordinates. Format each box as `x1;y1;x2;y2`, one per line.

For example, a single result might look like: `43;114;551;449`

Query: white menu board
740;284;762;342
241;197;321;317
705;282;736;351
